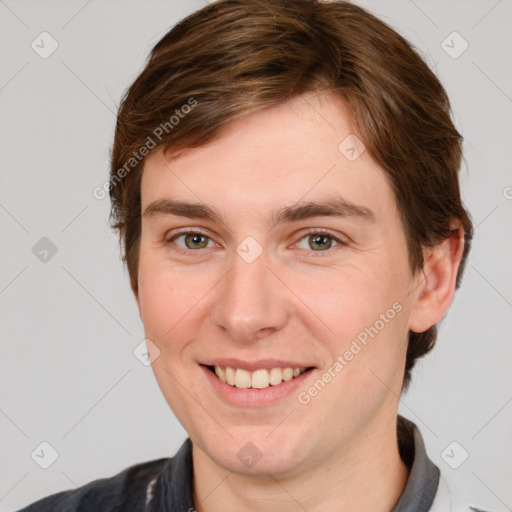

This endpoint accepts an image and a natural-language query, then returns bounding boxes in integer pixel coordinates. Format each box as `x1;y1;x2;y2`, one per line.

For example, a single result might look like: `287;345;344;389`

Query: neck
192;415;409;512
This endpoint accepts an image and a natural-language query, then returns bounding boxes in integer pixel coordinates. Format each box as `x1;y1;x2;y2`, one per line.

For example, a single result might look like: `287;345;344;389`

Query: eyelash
164;228;348;257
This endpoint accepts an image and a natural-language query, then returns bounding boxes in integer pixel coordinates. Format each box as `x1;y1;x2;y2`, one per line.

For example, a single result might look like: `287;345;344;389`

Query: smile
210;365;308;389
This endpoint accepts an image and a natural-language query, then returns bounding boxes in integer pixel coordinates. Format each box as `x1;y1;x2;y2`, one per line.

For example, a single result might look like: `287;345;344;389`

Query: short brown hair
109;0;473;392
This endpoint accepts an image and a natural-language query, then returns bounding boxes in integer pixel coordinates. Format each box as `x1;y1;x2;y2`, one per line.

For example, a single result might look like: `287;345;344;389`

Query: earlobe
408;226;465;334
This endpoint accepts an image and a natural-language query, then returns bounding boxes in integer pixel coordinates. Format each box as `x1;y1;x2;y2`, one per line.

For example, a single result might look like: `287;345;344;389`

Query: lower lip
201;365;315;407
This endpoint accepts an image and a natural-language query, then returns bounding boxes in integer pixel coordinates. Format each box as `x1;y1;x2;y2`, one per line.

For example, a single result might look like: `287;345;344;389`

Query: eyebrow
142;196;375;227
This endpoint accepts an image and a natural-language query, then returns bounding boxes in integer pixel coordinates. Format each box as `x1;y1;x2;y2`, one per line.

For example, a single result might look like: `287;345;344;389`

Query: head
109;0;472;476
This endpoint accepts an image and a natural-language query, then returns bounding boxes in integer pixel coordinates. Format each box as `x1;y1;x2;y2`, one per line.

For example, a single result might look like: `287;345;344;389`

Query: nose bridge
211;246;288;342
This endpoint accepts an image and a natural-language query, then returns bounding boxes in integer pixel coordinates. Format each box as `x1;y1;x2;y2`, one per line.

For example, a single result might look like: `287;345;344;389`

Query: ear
408;222;465;334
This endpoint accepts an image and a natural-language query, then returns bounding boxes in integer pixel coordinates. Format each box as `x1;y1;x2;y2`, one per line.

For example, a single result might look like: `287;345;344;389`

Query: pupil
187;234;206;248
311;234;331;250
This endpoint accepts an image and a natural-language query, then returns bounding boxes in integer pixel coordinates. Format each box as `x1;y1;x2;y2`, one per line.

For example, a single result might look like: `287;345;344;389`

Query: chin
202;425;315;477
217;446;304;476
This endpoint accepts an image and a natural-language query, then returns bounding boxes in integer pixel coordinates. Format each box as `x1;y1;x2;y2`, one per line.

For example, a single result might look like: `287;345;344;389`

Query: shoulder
15;457;170;512
430;473;498;512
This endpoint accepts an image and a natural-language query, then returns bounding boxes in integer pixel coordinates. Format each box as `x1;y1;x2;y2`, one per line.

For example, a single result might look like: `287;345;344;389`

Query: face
135;91;425;477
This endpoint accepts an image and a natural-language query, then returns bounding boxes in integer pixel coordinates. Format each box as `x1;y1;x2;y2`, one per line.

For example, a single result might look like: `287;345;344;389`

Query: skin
134;91;464;512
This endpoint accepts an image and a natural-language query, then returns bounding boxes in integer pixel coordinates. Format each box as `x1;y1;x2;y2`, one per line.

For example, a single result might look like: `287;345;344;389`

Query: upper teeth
214;366;306;389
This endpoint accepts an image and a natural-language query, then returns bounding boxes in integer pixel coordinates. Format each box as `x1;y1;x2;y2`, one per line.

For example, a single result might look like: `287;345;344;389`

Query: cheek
137;258;206;346
299;261;409;390
306;261;405;335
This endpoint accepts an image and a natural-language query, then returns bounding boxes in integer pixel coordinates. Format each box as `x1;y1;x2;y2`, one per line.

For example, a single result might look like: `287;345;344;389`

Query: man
18;0;490;510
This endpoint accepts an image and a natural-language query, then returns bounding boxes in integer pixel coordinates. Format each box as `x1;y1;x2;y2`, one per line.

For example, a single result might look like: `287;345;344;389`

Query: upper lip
200;358;315;372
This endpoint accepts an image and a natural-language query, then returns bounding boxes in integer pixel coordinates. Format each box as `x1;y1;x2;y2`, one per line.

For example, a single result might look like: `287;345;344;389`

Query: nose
210;248;290;344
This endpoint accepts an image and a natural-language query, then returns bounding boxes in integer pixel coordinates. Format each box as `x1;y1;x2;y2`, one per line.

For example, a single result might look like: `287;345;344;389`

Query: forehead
140;92;396;225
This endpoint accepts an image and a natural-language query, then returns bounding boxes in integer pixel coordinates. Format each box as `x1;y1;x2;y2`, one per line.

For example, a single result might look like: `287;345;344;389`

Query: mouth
203;364;315;390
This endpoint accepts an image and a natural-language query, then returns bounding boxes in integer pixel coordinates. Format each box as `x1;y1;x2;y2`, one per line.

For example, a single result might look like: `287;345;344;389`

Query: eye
295;230;347;252
165;228;347;256
166;231;217;253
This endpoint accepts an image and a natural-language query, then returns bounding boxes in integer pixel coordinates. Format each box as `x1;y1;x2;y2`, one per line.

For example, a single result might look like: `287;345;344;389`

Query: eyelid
295;227;349;244
165;227;212;243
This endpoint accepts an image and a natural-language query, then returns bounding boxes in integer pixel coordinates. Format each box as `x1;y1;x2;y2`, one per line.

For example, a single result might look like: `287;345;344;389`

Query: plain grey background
1;0;511;510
